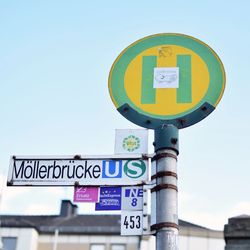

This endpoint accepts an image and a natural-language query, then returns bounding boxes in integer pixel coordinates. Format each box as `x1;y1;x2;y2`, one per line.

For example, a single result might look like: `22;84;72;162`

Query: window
90;244;105;250
111;245;126;250
2;237;17;250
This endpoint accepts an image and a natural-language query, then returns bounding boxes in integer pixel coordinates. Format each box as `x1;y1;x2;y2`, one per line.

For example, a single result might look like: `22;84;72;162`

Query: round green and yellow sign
108;33;225;129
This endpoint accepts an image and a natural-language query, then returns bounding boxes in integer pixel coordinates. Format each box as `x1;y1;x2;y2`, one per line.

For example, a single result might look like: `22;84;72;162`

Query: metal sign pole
153;125;179;250
109;34;225;244
108;33;225;244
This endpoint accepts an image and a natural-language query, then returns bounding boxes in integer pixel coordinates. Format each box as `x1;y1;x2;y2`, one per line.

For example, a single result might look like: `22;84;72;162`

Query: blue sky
0;0;250;231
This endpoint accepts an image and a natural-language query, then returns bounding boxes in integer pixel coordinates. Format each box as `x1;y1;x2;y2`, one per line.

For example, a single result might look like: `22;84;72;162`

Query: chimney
59;200;78;217
224;214;250;249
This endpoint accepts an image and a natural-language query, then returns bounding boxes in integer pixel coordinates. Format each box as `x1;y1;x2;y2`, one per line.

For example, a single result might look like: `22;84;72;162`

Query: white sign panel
151;191;156;227
115;129;148;154
151;160;156;184
121;210;143;235
8;155;148;186
121;186;143;211
153;67;179;88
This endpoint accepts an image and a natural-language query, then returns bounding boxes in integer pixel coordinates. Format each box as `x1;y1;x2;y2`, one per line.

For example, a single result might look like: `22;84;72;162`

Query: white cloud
1;175;27;210
179;199;250;231
24;204;58;215
180;211;228;230
179;191;195;204
229;201;250;218
178;191;228;230
0;173;68;214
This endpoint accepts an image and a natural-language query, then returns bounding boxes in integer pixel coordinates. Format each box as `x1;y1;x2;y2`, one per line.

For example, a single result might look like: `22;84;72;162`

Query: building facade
0;200;225;250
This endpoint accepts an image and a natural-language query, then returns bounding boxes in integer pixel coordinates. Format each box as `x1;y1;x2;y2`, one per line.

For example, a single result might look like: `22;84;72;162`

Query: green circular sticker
123;135;140;152
108;33;226;129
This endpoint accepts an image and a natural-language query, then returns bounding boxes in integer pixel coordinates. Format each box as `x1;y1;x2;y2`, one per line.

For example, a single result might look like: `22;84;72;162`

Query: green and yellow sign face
108;33;225;129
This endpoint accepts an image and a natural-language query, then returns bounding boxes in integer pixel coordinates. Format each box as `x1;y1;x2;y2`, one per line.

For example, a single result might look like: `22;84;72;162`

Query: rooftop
0;200;223;238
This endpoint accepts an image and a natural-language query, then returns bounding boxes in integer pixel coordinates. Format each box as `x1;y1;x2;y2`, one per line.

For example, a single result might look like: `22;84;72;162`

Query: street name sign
109;33;226;129
7;155;149;186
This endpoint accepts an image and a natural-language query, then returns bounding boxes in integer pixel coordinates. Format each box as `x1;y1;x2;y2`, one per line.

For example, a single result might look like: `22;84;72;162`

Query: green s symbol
124;160;146;178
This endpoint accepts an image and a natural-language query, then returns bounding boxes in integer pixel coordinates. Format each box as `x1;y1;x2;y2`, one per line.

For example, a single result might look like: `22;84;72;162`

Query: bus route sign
108;33;226;129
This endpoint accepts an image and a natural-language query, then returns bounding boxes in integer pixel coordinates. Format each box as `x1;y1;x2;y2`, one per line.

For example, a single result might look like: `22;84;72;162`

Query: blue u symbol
102;160;122;178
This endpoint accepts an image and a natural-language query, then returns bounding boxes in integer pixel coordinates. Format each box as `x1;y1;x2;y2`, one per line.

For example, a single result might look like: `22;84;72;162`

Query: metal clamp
151;184;178;193
151;222;179;231
151;171;178;181
152;152;177;162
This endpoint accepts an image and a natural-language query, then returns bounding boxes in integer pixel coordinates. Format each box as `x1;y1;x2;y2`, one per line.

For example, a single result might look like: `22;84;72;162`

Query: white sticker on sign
122;186;143;211
121;210;143;235
115;129;148;154
153;67;179;89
